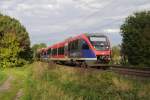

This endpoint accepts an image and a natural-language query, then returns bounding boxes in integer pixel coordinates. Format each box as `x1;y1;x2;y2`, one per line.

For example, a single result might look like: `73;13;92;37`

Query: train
38;33;111;67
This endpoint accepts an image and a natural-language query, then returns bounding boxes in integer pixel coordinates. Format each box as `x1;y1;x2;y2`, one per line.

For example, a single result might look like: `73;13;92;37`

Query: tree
32;43;47;60
0;13;32;67
121;11;150;66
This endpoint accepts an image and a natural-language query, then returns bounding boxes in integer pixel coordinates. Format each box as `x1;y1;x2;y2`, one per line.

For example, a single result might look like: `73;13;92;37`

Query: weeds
23;62;150;100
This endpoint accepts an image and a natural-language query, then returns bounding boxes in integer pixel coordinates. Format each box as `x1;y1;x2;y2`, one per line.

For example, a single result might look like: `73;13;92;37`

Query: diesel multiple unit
38;33;111;67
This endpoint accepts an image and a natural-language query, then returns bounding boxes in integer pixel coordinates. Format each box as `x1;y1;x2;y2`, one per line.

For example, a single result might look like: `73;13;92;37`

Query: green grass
0;62;150;100
23;62;150;100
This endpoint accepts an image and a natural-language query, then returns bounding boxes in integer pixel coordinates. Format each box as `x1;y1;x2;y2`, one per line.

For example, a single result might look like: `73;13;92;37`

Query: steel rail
110;65;150;78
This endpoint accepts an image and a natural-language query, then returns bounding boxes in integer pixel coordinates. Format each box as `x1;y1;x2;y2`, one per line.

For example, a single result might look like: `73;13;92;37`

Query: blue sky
0;0;150;46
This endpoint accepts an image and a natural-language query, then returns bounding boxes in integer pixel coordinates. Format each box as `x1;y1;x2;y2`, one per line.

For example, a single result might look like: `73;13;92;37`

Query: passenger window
82;40;89;50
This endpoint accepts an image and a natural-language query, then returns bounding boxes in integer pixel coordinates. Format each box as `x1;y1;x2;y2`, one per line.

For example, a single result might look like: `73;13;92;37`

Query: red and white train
38;33;111;67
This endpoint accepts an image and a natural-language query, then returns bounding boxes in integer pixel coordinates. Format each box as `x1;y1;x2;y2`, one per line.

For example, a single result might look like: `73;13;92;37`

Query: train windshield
89;36;109;50
90;37;106;42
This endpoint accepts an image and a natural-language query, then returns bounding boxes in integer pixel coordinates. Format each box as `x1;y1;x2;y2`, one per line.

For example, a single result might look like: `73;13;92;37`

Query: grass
0;65;30;100
23;62;150;100
0;62;150;100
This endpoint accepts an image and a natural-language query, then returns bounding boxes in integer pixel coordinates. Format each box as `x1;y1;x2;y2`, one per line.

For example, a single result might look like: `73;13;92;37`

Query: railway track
110;65;150;78
89;64;150;78
50;62;150;78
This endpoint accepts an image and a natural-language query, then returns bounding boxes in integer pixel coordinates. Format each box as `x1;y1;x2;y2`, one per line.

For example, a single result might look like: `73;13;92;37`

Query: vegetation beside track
24;62;150;100
0;62;150;100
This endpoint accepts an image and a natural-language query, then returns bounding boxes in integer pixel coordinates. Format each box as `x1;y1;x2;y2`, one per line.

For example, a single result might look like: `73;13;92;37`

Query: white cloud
137;4;150;10
103;29;120;33
0;0;150;46
16;3;56;11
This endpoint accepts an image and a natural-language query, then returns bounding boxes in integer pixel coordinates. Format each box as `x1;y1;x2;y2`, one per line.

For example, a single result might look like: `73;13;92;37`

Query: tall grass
23;62;150;100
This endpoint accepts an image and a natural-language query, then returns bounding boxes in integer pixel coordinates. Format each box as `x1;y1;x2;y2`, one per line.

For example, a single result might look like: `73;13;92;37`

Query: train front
87;34;111;64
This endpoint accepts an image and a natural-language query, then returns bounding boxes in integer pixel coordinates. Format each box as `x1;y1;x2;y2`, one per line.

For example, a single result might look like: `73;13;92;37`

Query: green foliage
0;33;22;67
111;45;121;64
32;43;47;60
0;13;32;68
121;11;150;66
0;33;29;67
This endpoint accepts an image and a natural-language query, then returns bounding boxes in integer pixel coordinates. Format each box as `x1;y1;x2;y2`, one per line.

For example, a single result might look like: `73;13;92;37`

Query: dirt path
14;89;23;100
0;76;14;92
0;75;24;100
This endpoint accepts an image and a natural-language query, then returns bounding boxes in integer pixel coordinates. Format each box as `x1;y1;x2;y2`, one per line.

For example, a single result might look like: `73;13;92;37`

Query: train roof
50;41;66;49
47;33;108;49
65;33;107;41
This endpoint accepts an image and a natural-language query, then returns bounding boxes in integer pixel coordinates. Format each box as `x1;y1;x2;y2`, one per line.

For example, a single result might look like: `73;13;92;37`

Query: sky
0;0;150;46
